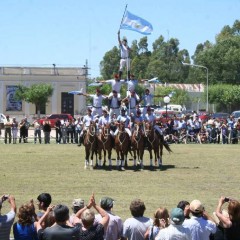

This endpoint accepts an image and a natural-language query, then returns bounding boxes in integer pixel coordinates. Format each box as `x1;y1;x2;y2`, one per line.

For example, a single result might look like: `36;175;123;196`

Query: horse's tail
163;141;172;153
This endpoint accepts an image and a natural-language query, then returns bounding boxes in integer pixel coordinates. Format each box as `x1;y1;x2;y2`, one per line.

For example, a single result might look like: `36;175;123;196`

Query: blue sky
0;0;239;78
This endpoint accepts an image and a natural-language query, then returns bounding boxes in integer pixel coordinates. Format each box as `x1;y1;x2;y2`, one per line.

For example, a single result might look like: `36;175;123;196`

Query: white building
0;66;87;120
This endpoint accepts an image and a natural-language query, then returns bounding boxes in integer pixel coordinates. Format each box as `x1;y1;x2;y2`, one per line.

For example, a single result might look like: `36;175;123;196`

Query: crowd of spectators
1;111;240;145
0;193;240;240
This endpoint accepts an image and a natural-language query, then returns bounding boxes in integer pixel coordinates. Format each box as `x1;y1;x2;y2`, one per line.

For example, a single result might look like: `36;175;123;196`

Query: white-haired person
73;193;109;240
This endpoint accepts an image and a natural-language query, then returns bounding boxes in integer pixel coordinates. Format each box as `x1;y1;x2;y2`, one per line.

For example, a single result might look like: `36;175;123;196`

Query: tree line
100;20;240;112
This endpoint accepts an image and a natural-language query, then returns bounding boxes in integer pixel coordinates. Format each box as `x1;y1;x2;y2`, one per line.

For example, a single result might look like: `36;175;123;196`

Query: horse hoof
120;167;125;171
84;166;88;170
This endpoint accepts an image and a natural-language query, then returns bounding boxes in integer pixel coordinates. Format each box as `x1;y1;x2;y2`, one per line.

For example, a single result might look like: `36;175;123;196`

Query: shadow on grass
93;164;175;172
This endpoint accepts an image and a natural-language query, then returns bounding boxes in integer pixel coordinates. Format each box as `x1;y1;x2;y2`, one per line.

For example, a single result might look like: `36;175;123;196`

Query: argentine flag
120;11;153;35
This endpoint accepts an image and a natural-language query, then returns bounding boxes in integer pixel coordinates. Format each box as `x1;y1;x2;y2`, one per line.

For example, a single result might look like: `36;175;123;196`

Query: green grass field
0;142;239;223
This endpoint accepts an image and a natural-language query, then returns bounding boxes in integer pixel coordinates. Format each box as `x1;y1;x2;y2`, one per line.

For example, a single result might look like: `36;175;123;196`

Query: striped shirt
0;210;16;240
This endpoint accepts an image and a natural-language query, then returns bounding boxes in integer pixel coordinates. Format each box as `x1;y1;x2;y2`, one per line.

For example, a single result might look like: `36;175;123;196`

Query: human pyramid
79;31;170;171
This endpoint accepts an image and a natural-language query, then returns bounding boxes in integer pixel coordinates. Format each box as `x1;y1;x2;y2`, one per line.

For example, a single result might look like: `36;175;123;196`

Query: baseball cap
72;199;85;208
100;197;114;209
190;199;204;213
170;208;185;224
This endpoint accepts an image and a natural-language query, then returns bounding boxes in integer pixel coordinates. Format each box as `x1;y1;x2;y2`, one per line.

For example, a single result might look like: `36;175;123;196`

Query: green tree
147;36;189;83
192;20;240;85
154;86;189;106
15;83;54;117
208;84;240;112
100;46;119;79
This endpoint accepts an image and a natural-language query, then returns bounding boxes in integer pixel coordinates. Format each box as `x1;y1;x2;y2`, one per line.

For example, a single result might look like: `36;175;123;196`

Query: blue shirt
13;222;38;240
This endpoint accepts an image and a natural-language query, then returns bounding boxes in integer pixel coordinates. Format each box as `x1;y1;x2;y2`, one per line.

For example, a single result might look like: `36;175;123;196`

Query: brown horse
97;123;113;168
131;122;145;170
144;122;172;168
115;122;130;171
83;121;97;169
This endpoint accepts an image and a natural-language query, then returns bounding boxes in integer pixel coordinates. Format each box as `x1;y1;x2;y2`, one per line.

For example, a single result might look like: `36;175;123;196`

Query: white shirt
83;114;93;127
126;79;138;92
182;216;216;240
89;94;105;108
95;211;123;240
99;115;111;127
142;94;154;106
155;223;192;240
144;113;156;123
128;95;140;108
110;96;121;108
105;80;124;93
120;44;129;59
122;216;152;240
117;115;131;128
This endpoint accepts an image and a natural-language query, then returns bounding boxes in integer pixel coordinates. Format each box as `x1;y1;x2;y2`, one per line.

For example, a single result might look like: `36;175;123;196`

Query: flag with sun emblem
120;11;153;35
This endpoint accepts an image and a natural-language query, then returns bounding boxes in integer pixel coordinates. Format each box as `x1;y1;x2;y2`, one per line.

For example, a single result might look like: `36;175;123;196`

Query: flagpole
119;4;128;30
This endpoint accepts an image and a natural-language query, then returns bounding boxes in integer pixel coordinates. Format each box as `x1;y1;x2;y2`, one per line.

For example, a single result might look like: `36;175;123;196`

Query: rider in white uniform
115;107;131;137
98;108;111;135
144;106;163;136
79;108;94;145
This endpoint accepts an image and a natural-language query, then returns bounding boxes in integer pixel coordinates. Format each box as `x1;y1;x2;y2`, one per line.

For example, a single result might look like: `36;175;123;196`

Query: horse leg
116;149;120;169
121;151;126;171
107;149;112;169
139;149;144;170
102;150;106;167
84;148;90;169
90;150;94;170
159;144;163;167
149;149;153;167
133;149;136;167
98;149;102;168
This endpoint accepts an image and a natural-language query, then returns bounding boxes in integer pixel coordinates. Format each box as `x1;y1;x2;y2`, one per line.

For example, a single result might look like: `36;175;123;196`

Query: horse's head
118;121;125;132
144;122;153;137
88;121;96;135
102;123;110;136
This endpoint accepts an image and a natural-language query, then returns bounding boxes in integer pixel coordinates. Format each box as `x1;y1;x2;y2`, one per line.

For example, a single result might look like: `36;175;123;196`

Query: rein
86;125;96;148
99;127;110;150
